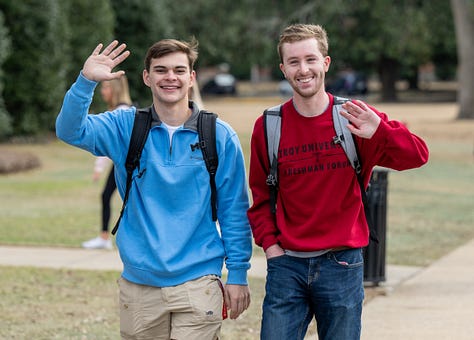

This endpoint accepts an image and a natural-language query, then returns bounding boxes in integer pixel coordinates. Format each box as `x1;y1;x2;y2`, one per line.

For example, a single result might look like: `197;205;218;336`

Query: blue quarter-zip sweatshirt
56;73;252;287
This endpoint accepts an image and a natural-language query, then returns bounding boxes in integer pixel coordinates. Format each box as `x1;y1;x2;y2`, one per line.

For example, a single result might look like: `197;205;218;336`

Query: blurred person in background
82;76;133;250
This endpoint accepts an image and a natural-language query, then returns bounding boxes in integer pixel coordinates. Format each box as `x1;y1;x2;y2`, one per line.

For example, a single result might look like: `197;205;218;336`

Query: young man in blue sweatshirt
56;39;252;339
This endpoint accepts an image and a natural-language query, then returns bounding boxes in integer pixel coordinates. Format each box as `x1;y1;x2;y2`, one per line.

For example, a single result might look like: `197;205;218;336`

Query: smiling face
279;38;331;99
143;51;195;106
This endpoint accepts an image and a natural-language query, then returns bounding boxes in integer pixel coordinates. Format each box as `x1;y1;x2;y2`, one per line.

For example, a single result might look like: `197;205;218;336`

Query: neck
154;100;191;126
293;91;330;117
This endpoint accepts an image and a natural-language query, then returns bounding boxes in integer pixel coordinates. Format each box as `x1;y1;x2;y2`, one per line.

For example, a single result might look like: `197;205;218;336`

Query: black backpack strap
198;110;219;221
112;106;153;235
352;139;379;243
263;105;282;214
332;96;378;243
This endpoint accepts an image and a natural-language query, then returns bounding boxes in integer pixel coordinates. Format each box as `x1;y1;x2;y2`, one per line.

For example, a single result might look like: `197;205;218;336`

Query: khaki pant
118;275;224;340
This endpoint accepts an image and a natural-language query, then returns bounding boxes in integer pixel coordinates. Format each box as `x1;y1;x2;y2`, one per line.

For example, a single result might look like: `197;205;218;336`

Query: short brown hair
144;38;198;71
278;24;329;63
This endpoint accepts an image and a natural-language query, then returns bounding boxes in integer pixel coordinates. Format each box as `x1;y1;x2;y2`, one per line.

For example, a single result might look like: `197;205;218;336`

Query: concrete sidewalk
362;238;474;340
1;240;474;339
0;245;269;277
0;244;418;284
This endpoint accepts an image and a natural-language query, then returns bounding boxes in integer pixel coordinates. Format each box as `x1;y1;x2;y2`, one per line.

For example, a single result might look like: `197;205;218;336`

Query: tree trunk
450;0;474;119
378;57;399;102
407;65;419;90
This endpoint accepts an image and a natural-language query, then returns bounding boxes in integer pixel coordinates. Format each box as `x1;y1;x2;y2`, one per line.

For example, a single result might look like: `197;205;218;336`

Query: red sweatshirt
247;94;429;252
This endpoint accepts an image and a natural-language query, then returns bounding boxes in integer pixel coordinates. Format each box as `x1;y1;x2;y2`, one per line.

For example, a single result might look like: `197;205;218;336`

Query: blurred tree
319;0;431;101
0;0;466;137
287;1;456;101
110;0;171;107
251;0;344;79
451;0;474;120
0;0;69;135
60;0;115;113
160;0;327;81
399;1;456;89
0;9;11;140
237;0;314;80
423;1;456;81
160;0;256;78
244;0;452;101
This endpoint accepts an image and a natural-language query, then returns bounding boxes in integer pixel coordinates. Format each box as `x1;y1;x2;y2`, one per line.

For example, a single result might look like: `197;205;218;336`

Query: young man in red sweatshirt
247;24;429;340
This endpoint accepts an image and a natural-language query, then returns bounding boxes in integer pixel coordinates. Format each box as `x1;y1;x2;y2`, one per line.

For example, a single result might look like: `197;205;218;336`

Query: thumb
105;70;126;81
224;288;231;310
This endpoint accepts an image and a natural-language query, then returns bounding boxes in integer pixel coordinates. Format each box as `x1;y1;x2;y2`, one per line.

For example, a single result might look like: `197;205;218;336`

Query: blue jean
260;248;364;340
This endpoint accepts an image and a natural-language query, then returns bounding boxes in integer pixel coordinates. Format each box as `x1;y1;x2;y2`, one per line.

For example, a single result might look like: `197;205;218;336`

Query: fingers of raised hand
110;43;128;61
101;40;120;56
95;41;129;62
91;41;119;57
92;43;104;56
112;49;130;67
342;100;366;117
341;100;381;138
83;42;129;81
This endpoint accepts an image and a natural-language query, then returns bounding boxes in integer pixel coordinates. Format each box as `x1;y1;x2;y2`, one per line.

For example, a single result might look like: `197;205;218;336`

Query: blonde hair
189;85;204;108
103;75;132;109
278;24;329;63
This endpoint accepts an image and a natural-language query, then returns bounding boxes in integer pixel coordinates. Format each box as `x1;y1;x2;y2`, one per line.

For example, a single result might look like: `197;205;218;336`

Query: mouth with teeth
297;76;314;84
161;84;180;91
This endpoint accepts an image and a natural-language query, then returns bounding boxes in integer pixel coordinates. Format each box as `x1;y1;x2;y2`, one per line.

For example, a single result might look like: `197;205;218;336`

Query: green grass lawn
0;266;266;340
385;137;474;266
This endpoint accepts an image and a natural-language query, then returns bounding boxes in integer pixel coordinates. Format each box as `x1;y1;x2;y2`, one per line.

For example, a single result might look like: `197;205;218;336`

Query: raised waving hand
82;41;130;82
341;100;381;139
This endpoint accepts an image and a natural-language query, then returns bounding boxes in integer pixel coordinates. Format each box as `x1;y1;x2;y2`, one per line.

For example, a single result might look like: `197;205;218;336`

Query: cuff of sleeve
226;269;249;286
370;119;388;144
74;72;99;95
262;237;278;252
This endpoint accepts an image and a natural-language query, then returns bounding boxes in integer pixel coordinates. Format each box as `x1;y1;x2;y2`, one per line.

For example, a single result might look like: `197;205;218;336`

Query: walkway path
362;238;474;339
0;244;417;283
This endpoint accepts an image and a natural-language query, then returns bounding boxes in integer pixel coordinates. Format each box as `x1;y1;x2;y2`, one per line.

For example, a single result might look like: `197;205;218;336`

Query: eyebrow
153;65;189;71
286;53;319;62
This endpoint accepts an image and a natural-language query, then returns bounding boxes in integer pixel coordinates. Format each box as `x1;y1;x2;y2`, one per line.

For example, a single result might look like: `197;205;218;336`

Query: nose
299;61;310;74
165;69;178;80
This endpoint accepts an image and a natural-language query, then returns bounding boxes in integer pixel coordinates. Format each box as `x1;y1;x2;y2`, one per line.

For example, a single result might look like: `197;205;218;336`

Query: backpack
111;106;218;235
263;96;378;242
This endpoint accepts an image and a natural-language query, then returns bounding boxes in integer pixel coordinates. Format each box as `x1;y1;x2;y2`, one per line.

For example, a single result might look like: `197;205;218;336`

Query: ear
189;70;196;87
143;69;150;87
324;56;331;72
279;63;286;78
